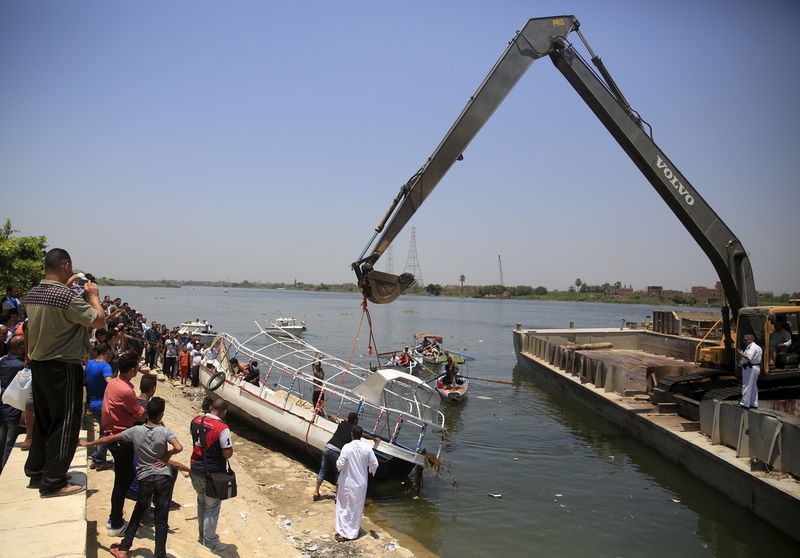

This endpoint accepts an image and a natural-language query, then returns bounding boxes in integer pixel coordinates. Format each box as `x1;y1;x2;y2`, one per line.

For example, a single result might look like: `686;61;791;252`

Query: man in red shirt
102;353;145;536
190;398;233;551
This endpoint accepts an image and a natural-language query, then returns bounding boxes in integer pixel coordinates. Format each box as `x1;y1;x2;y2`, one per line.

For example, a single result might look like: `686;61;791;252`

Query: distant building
661;289;685;298
691;281;723;305
647;286;663;297
616;287;634;298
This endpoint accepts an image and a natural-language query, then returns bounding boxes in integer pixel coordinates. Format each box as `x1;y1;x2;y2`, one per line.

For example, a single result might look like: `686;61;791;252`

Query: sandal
312;494;321;502
335;534;349;542
40;482;86;498
109;543;129;558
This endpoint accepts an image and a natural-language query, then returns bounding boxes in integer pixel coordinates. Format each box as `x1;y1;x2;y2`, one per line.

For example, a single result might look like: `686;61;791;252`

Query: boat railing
207;331;445;452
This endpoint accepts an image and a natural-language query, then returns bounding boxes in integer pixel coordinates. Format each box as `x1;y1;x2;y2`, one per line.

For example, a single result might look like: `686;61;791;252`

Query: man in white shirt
738;334;762;409
190;343;203;388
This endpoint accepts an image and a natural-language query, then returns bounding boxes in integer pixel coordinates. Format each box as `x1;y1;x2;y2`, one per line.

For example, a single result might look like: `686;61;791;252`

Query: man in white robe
335;425;378;541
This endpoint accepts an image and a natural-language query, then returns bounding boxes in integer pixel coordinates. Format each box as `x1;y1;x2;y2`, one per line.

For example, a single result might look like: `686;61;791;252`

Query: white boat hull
199;365;426;477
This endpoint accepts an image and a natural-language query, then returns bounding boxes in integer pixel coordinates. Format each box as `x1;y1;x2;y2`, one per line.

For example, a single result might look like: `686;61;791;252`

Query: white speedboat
200;328;445;478
178;321;217;345
261;317;306;338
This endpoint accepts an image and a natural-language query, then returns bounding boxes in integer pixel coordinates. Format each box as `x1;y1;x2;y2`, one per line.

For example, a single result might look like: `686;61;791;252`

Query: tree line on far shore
2;220;796;307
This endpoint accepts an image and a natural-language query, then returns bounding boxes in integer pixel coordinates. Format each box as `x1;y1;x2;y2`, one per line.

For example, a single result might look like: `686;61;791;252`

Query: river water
105;286;798;557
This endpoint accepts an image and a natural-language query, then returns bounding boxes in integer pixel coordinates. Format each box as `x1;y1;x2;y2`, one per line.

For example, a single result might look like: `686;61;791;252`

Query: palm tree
459;274;466;294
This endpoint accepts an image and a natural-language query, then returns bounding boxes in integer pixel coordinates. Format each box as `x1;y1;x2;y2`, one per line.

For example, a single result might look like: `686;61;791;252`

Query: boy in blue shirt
84;343;114;470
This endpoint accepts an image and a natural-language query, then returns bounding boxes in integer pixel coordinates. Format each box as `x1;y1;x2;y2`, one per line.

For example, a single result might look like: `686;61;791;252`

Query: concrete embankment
0;431;88;558
513;328;800;544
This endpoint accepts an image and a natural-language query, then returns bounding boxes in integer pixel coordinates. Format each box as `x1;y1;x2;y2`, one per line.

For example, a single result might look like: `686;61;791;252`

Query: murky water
107;286;799;557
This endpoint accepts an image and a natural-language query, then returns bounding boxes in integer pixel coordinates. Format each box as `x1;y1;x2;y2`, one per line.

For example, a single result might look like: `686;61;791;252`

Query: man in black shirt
312;412;376;501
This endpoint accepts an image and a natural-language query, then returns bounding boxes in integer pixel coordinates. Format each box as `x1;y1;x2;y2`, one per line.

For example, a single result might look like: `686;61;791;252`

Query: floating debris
488;493;503;498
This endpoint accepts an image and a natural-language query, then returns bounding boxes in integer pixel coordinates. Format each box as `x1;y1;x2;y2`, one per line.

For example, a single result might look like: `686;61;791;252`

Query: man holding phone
23;248;106;497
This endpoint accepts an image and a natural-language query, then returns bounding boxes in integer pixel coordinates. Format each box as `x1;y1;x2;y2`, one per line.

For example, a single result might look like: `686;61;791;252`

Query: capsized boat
200;326;445;479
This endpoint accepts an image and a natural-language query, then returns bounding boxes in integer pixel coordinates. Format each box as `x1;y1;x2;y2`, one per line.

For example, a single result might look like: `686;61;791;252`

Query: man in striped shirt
23;248;105;497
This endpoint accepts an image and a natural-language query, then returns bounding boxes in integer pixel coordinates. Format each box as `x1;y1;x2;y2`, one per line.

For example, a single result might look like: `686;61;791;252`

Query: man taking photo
23;248;105;497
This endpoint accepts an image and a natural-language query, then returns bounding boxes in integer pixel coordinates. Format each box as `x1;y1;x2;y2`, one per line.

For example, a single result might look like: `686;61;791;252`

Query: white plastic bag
1;367;32;411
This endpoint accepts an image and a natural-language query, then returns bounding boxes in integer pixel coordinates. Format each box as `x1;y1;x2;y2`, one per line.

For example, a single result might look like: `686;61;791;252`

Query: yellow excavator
351;16;799;391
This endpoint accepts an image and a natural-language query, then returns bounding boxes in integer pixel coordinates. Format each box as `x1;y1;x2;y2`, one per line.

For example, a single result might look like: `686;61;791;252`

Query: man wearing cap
23;248;105;497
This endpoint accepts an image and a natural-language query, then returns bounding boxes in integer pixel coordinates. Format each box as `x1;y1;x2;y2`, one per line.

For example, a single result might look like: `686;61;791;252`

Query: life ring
206;371;226;391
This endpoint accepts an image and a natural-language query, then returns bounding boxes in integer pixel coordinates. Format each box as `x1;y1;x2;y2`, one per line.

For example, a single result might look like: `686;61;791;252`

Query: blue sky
2;0;798;294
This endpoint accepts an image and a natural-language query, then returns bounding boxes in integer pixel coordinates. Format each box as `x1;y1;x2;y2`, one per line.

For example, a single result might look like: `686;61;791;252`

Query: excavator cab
764;308;800;370
700;307;800;372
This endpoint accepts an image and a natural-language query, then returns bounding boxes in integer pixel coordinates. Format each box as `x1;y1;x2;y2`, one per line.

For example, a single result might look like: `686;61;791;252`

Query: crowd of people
0;247;379;556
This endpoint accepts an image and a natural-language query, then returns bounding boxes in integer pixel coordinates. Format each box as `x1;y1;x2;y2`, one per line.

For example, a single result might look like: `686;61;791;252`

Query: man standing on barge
738;333;762;409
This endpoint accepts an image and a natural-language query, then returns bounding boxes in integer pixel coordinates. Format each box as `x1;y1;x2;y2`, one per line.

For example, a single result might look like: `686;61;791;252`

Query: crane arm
353;15;756;316
352;16;579;303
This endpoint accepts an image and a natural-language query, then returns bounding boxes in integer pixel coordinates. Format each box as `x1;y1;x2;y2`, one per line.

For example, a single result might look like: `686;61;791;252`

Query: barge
513;325;800;543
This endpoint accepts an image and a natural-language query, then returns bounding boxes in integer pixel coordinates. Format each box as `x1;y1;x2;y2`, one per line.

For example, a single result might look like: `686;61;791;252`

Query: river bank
85;374;417;558
100;286;800;556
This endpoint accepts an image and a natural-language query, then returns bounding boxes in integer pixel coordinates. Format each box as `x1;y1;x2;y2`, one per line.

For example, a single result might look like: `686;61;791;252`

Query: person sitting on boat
201;319;211;334
396;348;412;367
228;358;245;378
243;360;260;386
443;350;460;386
427;341;441;360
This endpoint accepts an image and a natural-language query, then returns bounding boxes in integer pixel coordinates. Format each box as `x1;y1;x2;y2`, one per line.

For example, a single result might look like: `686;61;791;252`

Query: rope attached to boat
303;295;380;455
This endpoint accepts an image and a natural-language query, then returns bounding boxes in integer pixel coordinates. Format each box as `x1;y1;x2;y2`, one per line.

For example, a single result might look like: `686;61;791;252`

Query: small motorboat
261;317;307;338
375;348;420;374
434;372;469;402
178;321;217;345
411;333;474;375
